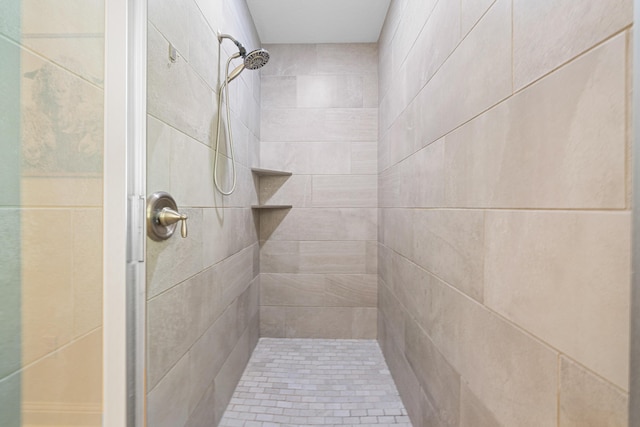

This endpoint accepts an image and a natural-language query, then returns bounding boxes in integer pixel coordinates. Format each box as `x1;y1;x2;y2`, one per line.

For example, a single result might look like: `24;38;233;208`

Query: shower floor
219;338;412;427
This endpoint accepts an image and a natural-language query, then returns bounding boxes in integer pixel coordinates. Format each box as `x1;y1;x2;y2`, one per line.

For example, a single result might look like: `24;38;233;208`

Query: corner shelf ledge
251;167;292;177
251;205;293;209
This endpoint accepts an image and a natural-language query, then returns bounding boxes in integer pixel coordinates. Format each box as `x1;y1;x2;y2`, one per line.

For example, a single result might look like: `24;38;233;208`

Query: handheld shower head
244;48;270;70
221;48;270;88
214;41;271;195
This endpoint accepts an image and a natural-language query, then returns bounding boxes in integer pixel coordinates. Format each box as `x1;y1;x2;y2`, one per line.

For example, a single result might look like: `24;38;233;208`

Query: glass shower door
0;0;105;425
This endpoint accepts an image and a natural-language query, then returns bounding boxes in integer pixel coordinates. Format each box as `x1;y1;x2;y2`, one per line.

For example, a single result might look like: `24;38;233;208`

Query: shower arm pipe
218;33;247;57
213;52;241;195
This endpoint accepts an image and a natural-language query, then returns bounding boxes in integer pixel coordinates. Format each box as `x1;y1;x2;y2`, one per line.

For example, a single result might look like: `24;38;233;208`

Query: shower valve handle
146;192;188;241
158;208;188;238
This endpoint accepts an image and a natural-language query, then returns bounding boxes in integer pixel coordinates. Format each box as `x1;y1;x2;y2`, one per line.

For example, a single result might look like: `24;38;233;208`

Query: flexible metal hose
213;53;239;195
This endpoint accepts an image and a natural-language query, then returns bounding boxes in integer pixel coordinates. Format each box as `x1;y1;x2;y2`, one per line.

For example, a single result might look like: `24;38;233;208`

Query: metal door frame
104;0;147;424
631;2;639;425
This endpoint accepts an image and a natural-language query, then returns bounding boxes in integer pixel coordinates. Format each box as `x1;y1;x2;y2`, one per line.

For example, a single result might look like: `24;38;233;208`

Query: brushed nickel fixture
213;33;270;195
146;192;188;241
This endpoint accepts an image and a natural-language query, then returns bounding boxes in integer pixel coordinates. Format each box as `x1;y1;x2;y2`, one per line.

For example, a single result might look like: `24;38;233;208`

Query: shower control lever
158;208;188;238
146;192;188;241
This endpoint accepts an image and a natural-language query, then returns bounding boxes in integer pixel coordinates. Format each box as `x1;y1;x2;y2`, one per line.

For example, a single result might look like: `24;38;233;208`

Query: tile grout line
218;338;413;426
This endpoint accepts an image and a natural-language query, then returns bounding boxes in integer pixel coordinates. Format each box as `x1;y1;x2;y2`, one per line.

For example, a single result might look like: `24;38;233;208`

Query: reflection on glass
0;0;104;425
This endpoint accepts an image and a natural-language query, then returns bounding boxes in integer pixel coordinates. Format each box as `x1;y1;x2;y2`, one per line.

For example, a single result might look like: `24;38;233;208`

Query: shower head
221;48;270;88
244;48;270;70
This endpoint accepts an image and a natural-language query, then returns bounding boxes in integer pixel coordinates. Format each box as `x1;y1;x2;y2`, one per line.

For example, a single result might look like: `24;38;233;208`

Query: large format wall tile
261;273;377;307
461;0;495;37
2;1;106;421
148;0;193;60
21;177;103;208
384;247;446;339
261;76;297;108
379;208;414;252
202;208;257;268
0;209;21;383
316;43;378;75
18;0;105;85
72;209;103;337
192;0;222;35
379;139;444;207
261;274;325;307
325;275;378;307
21;209;74;365
19;47;104;207
559;357;628;426
351;141;378;174
402;0;461;103
188;288;252;414
259;175;313;207
261;108;377;142
147;353;191;427
260;142;351;174
170;129;216;207
146;208;203;298
21;330;102;426
147;116;172;194
260;208;377;241
146;0;261;423
261;44;319;77
284;307;354;338
423;278;558;427
513;0;632;89
378;280;406;350
404;320;460;427
378;1;630;425
381;208;485;302
260;240;377;275
297;75;364;108
0;374;21;427
378;292;424;424
188;3;218;89
148;25;214;144
216;245;257;309
390;0;438;74
260;306;285;337
411;209;484;302
283;307;376;339
189;285;258;412
484;211;631;389
444;34;626;209
410;0;511;147
312;175;378;207
459;382;500;427
147;274;203;390
260;43;379;339
212;319;257;424
185;383;216;427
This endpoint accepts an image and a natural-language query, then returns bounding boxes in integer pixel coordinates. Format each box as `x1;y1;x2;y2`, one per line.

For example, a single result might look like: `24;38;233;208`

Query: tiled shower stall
144;0;632;426
0;0;634;425
259;43;379;339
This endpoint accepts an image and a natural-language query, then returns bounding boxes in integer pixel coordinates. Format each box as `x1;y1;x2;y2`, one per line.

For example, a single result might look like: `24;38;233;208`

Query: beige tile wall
0;0;105;424
146;0;262;425
259;43;379;339
378;0;632;426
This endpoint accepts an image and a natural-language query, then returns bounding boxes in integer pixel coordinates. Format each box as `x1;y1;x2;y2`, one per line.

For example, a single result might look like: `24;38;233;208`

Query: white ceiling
246;0;391;44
